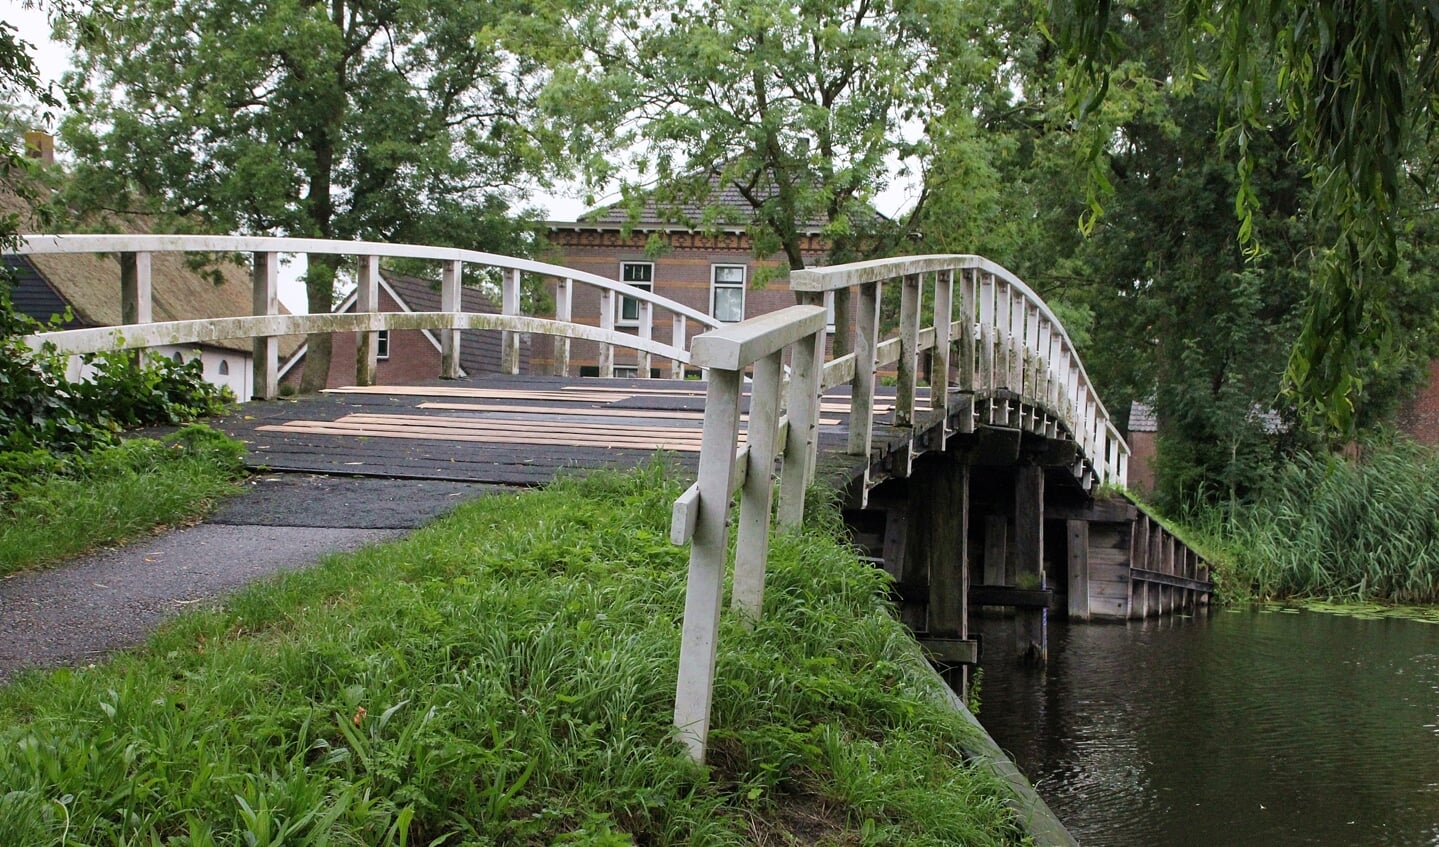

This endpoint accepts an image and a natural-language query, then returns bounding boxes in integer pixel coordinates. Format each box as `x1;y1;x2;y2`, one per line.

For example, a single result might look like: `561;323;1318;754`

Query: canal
975;606;1439;846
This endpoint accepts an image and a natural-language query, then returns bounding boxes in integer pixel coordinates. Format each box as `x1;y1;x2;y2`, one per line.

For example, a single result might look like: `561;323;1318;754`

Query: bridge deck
216;375;912;487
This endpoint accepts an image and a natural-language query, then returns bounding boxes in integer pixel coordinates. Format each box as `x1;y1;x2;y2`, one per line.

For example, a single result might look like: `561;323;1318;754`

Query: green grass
0;463;1026;846
0;424;247;576
1187;438;1439;604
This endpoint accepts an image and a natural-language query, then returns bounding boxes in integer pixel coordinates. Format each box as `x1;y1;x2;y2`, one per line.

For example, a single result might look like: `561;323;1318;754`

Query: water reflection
975;608;1439;846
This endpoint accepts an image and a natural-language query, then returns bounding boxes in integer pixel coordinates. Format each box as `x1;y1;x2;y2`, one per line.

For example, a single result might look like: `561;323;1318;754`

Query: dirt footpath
0;474;506;683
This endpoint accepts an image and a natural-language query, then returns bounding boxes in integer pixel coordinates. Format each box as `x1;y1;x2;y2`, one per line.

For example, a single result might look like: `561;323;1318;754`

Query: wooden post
356;254;380;387
502;268;521;375
831;286;853;360
637;300;653;378
1015;464;1046;663
732;350;783;623
674;367;743;763
251;251;278;400
671;314;686;380
925;457;970;649
896;272;920;427
599;289;616;378
553;278;572;377
848;281;880;457
932;270;953;448
982;515;1007;616
778;323;822;530
120;251;152;369
440;260;462;379
1067;520;1090;621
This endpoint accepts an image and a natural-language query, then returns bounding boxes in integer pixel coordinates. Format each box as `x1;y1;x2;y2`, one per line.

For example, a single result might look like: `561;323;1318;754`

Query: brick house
279;270;524;389
542;184;830;376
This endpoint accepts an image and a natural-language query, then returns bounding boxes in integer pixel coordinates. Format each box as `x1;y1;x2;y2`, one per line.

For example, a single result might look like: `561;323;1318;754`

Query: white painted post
896;272;921;427
502;268;521;375
356;254;380;386
1009;288;1026;393
251;252;279;400
674;367;743;763
440;260;462;379
553;277;572;376
671;314;687;380
732;349;783;623
120;251;152;369
932;270;953;447
778;324;822;530
848;281;880;457
638;299;653;378
599;289;616;378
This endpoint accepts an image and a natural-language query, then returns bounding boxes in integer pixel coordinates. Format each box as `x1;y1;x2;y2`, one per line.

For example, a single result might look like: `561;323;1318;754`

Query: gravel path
0;474;507;683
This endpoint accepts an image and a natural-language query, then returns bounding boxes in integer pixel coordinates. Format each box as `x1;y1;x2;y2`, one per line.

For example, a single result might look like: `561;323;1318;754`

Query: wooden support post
916;455;971;693
120;251;152;369
501;268;521;375
356;254;380;387
848;280;880;457
553;278;572;376
732;350;783;623
778;321;823;530
933;270;953;447
831;286;853;360
251;251;278;400
982;515;1007;616
1067;520;1090;621
674;368;743;763
1014;464;1046;663
598;289;616;378
440;260;462;379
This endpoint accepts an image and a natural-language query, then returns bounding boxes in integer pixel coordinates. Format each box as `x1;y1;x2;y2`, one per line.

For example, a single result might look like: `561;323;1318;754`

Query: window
171;351;184;364
618;262;654;326
712;265;745;323
376;329;390;360
218;360;230;376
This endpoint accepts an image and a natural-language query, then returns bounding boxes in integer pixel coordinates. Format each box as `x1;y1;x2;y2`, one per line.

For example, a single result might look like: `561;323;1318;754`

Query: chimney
23;130;54;165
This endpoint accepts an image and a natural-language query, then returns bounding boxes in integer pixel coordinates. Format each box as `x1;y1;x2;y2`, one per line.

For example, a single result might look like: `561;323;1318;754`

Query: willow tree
60;0;568;390
1048;0;1439;434
551;0;978;270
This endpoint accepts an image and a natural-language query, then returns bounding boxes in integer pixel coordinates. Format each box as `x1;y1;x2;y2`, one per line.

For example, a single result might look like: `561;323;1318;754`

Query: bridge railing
790;254;1129;488
14;234;723;392
670;254;1128;762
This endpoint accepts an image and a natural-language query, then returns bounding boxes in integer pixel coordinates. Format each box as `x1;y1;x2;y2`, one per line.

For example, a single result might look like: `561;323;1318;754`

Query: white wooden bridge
14;234;1208;763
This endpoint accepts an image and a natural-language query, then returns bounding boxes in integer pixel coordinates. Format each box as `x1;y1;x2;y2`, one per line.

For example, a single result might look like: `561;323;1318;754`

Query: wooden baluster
849;281;880;459
120;251;152;370
896;272;921;427
251;251;278;400
599;289;616;378
502;267;521;375
553;277;572;377
932;270;953;447
673;366;743;763
637;299;653;378
978;273;995;424
440;260;461;379
671;313;686;380
733;348;784;623
778;322;823;529
356;254;379;386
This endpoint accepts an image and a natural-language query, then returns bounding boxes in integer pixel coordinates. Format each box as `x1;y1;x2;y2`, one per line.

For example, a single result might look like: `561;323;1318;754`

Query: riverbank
0;463;1031;845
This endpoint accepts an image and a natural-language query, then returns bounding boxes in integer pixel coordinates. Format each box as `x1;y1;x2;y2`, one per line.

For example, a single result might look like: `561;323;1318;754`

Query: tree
61;0;569;390
550;0;977;270
1047;0;1439;435
0;14;57;253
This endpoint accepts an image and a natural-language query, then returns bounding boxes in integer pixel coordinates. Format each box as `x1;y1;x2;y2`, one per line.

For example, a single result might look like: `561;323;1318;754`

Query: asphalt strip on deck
0;474;508;684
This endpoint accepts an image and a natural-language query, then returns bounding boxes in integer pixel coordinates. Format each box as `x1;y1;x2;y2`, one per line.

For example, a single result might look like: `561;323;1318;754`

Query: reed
1214;437;1439;604
0;462;1025;845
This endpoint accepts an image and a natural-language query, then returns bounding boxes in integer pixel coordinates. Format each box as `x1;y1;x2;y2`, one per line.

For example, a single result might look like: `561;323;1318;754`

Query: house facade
279;271;523;388
542;187;829;376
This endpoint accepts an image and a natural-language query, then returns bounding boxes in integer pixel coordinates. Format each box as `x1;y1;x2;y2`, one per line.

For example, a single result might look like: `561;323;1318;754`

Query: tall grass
1212;438;1439;604
0;424;247;575
0;463;1026;846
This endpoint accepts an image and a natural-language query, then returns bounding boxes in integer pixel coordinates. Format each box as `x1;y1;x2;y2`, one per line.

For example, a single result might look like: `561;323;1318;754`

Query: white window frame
711;264;746;323
618;261;654;327
376;329;391;360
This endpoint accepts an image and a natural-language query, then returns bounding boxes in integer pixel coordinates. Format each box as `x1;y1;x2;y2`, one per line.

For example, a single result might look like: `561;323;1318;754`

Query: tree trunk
299;253;340;393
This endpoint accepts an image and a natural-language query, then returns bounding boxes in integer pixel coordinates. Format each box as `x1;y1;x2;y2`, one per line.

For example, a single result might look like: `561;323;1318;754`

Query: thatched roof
2;174;302;357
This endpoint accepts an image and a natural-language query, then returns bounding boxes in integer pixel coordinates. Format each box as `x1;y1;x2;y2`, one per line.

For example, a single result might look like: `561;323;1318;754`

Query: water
974;607;1439;846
